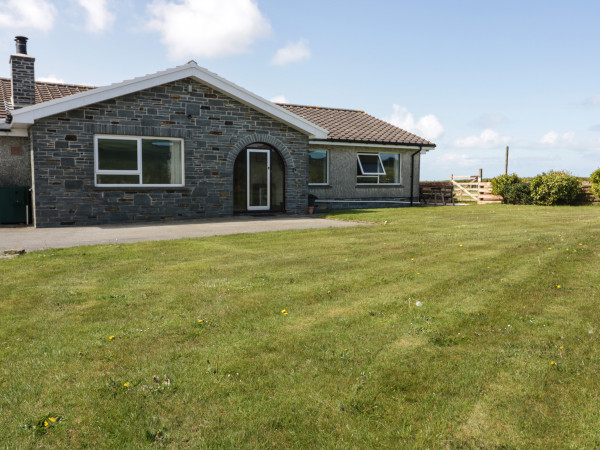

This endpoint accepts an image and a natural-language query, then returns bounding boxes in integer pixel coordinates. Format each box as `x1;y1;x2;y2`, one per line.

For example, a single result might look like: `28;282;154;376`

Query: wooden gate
451;173;503;204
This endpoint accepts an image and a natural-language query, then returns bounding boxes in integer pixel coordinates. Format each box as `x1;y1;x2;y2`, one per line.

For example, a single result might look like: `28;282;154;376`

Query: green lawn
2;205;600;447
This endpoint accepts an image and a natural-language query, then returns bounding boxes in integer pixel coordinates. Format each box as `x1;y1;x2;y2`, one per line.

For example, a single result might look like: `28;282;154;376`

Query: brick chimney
10;36;36;109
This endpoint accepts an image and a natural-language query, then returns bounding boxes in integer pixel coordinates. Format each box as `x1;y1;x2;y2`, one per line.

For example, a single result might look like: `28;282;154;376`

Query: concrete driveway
0;216;363;253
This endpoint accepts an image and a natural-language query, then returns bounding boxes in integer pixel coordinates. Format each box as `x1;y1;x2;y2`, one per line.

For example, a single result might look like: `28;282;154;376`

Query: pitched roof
0;78;95;119
277;103;435;147
7;62;329;140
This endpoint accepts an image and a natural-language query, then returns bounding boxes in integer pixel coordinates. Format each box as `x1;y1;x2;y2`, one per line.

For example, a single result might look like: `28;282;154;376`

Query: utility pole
505;146;509;175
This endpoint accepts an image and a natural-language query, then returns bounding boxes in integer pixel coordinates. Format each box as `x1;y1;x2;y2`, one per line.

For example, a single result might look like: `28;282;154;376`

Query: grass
2;204;600;447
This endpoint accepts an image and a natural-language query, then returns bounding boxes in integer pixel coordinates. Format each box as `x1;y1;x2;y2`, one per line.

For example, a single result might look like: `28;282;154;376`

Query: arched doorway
233;143;285;213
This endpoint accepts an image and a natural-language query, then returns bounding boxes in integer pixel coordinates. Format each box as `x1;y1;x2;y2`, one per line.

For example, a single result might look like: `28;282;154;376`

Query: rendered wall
0;136;31;187
308;144;421;206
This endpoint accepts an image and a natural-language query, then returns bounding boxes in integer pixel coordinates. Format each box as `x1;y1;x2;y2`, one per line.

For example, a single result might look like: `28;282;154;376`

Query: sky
1;0;599;180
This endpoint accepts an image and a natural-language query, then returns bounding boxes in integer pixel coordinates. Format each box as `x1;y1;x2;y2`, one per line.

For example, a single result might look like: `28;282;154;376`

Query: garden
1;205;600;447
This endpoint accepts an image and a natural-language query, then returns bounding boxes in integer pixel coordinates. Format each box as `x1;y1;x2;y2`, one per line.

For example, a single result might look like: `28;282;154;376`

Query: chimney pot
15;36;28;55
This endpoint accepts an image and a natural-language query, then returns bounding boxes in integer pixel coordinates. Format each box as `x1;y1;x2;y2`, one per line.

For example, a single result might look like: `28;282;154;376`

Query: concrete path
0;216;363;253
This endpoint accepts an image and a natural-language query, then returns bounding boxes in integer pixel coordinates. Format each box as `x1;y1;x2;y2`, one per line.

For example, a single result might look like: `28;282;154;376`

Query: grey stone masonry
32;78;310;227
10;54;36;108
0;136;31;186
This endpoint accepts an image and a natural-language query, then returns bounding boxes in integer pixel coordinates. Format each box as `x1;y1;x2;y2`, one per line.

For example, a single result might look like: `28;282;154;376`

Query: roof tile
277;103;435;146
0;78;95;119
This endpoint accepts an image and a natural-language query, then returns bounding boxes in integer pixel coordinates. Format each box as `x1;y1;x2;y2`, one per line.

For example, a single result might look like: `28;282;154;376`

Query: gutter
410;146;422;206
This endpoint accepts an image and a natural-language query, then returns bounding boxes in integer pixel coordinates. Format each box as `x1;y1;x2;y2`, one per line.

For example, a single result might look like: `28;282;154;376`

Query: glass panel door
247;149;270;210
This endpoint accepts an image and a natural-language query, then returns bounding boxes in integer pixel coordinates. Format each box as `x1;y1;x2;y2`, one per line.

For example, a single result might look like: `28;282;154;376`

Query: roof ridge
277;103;365;113
0;77;96;89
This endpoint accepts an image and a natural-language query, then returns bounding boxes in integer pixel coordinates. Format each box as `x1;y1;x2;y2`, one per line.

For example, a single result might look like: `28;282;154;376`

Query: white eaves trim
309;140;436;153
9;62;329;140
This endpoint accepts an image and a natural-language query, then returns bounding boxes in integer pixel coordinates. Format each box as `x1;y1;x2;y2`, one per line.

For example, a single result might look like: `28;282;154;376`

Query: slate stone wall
0;136;31;186
31;79;309;227
10;54;36;108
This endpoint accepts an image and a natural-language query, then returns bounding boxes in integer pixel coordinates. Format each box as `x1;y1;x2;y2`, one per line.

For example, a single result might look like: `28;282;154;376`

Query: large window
308;150;329;185
357;152;401;184
95;135;184;187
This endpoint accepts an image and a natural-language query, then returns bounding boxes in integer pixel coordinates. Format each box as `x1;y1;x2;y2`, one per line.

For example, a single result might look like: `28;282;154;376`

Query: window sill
95;186;188;191
356;184;404;188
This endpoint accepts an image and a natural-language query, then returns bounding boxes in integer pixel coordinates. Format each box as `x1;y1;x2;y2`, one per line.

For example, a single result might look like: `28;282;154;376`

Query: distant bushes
590;168;600;198
529;171;582;205
491;171;582;205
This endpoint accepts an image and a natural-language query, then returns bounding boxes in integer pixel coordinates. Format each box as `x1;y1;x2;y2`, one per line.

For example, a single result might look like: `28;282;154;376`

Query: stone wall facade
0;136;31;186
31;78;310;227
10;54;36;108
308;144;421;206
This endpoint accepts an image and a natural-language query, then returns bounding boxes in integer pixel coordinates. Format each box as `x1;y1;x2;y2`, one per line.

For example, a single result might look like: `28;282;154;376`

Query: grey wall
31;78;309;227
0;136;31;186
308;144;421;202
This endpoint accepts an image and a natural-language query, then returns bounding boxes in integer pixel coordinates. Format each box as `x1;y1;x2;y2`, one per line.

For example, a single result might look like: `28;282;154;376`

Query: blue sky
1;0;599;180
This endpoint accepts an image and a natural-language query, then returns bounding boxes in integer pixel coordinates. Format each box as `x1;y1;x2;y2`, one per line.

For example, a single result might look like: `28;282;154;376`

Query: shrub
590;168;600;198
502;182;532;205
529;171;582;205
490;173;521;196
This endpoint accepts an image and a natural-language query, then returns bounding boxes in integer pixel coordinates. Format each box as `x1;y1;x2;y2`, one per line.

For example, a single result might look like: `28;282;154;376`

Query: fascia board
310;140;436;151
9;64;329;139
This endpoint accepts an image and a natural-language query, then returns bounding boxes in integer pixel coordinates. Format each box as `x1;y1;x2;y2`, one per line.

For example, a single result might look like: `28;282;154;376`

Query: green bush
590;168;600;198
490;173;521;196
529;171;582;205
501;182;532;205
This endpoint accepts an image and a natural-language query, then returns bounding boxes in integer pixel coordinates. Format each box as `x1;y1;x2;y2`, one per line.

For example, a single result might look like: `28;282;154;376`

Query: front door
247;149;270;211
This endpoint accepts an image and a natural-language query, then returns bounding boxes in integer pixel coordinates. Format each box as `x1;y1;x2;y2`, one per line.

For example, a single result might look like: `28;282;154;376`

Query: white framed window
308;150;329;185
94;135;184;187
357;152;401;185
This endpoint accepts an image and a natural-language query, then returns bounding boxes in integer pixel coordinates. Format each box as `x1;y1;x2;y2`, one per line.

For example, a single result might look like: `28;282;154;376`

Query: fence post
478;168;482;182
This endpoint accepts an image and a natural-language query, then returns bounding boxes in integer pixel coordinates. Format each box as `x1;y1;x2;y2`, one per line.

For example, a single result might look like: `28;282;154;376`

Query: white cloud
271;39;310;66
453;129;510;149
270;95;288;103
386;105;444;141
37;75;65;83
147;0;271;60
75;0;115;33
0;0;57;32
583;95;600;107
540;130;575;146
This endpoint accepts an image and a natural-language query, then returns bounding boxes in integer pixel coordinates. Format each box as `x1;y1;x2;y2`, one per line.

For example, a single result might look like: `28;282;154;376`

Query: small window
309;150;328;184
357;153;385;176
95;136;184;187
357;152;401;184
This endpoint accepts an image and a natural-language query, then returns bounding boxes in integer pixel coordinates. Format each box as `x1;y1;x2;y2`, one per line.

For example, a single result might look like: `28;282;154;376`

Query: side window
357;152;400;184
308;150;328;184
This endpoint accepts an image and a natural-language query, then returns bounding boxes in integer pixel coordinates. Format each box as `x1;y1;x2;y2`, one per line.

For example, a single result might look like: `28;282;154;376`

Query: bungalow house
0;36;435;227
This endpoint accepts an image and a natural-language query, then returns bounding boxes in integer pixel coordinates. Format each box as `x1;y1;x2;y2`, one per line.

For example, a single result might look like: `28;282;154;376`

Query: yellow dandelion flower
459;244;463;247
284;312;288;316
411;258;415;261
44;420;49;427
579;243;583;246
198;319;203;323
344;348;348;351
124;382;131;387
281;309;286;313
560;346;563;350
550;361;555;366
109;336;115;340
556;285;561;289
577;372;581;376
548;247;552;250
